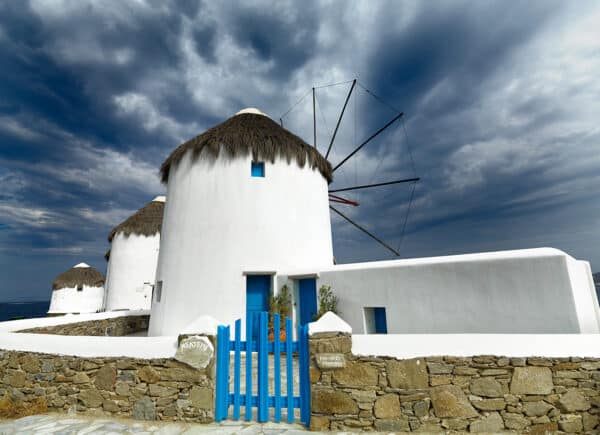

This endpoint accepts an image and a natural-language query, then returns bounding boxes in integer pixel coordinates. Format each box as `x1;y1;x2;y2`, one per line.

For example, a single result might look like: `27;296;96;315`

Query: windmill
280;79;420;258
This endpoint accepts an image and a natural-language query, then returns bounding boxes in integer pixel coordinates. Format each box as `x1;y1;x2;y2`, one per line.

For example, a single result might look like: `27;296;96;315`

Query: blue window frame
251;161;265;177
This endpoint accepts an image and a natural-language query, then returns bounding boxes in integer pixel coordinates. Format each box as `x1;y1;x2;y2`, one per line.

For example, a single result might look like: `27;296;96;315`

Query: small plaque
175;335;214;369
316;353;346;369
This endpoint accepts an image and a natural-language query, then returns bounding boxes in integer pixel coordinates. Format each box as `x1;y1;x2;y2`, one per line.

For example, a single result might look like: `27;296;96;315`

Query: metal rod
279;118;283;127
312;87;317;149
330;206;400;256
325;79;356;160
329;177;419;193
332;112;404;173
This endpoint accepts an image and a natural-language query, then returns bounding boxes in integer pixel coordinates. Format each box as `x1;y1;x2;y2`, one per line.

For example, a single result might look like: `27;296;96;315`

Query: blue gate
215;311;311;426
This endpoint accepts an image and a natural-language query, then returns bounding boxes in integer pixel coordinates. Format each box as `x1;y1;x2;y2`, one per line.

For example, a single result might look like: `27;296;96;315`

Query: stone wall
0;344;214;422
18;315;150;336
309;332;600;433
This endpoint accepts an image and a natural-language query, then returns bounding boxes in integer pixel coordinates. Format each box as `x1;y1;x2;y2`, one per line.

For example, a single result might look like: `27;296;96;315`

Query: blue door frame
246;275;271;340
298;278;317;326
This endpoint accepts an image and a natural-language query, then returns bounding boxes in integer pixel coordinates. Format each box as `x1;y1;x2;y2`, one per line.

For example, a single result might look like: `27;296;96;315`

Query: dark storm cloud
0;0;599;301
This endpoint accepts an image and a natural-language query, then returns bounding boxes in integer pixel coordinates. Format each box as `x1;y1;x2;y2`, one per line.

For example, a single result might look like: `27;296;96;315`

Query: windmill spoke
330;206;400;256
325;79;357;160
332;112;404;173
329;177;419;193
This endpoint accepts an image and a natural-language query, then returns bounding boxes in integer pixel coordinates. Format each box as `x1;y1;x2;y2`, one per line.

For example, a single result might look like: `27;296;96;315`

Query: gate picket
215;311;310;426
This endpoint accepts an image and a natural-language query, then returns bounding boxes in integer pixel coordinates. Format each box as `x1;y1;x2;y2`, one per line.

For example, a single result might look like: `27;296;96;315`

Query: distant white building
48;263;105;315
146;107;600;337
104;196;164;311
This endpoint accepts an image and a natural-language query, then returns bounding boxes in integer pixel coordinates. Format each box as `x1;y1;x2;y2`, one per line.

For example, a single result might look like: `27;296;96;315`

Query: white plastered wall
279;248;600;334
48;285;105;314
148;151;333;336
105;232;160;311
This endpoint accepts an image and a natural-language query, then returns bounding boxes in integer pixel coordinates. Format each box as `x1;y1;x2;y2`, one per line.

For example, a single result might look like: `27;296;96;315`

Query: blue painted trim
273;313;282;422
245;313;253;421
233;319;241;420
258;312;268;422
285;317;294;423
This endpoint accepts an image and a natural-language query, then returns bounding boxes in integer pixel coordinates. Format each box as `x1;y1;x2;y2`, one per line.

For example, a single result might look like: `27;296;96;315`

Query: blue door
374;307;387;334
299;278;317;326
246;275;271;339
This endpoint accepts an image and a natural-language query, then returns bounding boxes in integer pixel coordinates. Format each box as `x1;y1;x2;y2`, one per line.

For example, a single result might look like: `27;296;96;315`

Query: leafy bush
269;285;291;331
315;284;339;320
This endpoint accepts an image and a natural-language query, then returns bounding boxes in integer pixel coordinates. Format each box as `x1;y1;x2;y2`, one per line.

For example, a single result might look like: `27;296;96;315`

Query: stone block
309;415;330;431
138;366;160;384
94;365;116;391
374;394;400;419
441;418;469;430
149;384;178;397
78;389;103;408
413;399;429;417
386;358;428;389
332;361;378;387
558;390;591;412
559;414;583;433
469;412;504;433
471;398;505;411
133;396;156;420
374;417;410;432
103;400;120;412
312;389;358;415
427;362;453;374
523;401;553;416
453;366;478;376
160;367;201;382
430;385;478;418
4;370;25;388
530;422;558;434
510;366;553;394
470;377;503;397
503;412;531;431
430;375;452;386
583;412;599;431
19;354;40;373
189;386;212;410
72;372;90;384
309;335;351;354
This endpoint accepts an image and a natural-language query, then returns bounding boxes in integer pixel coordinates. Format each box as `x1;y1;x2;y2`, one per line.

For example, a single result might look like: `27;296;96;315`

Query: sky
0;0;599;302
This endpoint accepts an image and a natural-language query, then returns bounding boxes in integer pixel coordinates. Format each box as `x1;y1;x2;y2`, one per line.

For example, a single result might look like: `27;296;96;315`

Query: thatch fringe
108;199;164;242
52;266;104;290
160;113;333;184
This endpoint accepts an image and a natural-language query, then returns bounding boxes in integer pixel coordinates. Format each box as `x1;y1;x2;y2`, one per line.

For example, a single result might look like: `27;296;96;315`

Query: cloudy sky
1;0;599;302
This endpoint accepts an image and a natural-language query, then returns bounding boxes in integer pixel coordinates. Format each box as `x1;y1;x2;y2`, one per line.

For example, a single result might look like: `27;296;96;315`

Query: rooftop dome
108;196;165;242
52;264;104;290
160;111;333;184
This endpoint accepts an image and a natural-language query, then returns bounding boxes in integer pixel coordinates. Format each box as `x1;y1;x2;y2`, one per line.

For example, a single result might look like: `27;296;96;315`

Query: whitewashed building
148;108;333;336
104;196;164;311
48;263;105;315
148;108;600;337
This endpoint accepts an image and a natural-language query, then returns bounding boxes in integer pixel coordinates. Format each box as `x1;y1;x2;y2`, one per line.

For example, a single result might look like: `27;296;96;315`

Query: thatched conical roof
160;109;333;184
52;263;104;290
108;196;165;242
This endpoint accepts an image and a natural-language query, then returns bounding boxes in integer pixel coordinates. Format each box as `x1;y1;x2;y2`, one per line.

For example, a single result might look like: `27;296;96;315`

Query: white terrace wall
48;285;105;315
105;232;160;311
308;313;600;433
284;248;599;334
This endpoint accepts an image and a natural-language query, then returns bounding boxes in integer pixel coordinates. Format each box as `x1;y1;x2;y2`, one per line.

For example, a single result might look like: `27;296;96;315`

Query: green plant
269;285;291;331
314;284;339;320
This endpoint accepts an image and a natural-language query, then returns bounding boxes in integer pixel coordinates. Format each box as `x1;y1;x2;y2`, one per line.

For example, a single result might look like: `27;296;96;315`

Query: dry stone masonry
18;315;150;336
309;332;600;433
0;336;215;422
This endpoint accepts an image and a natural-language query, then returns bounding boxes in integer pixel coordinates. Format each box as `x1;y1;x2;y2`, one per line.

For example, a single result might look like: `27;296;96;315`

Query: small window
77;285;83;292
251;161;265;177
364;307;387;334
155;281;163;302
